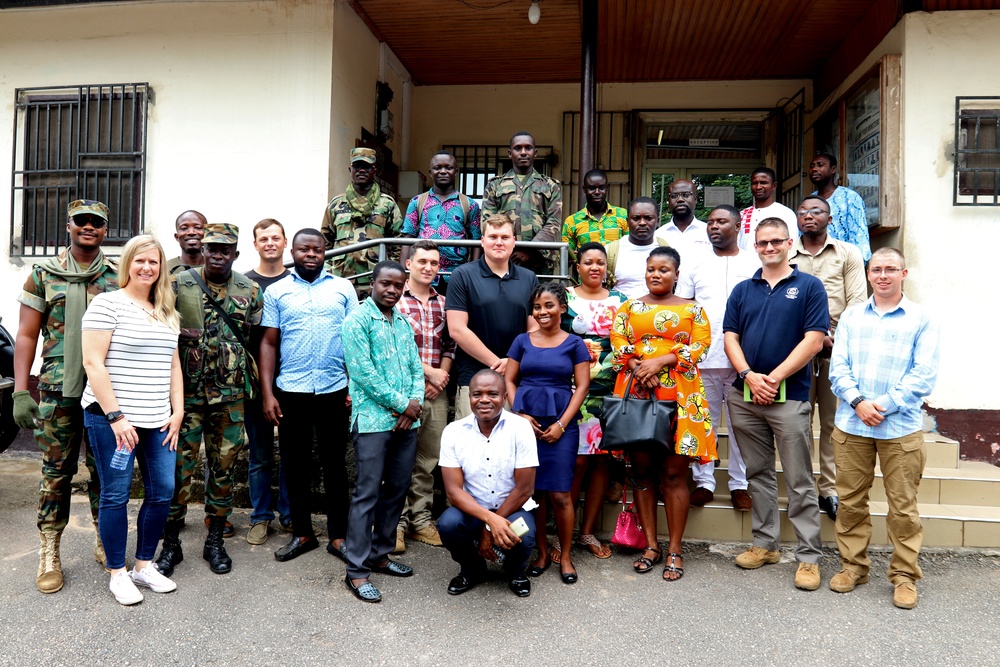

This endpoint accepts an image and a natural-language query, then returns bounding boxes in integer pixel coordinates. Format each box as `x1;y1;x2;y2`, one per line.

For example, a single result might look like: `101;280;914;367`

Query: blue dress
508;333;591;492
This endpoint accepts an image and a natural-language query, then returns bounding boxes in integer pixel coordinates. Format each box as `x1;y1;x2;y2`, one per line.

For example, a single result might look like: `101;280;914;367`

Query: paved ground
1;453;998;667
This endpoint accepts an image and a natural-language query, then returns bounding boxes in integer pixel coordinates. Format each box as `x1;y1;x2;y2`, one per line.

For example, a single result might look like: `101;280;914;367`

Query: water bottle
472;539;506;564
110;445;132;471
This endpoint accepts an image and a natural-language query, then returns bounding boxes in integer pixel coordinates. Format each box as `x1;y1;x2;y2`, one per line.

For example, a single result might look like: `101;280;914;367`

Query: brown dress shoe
689;487;714;507
731;489;753;512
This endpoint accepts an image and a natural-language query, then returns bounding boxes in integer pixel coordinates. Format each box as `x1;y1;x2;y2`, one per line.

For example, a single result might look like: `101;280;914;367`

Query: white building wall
899;10;1000;410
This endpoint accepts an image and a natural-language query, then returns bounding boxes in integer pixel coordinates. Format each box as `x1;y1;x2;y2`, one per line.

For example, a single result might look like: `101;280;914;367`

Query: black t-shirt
245;268;290;292
445;257;538;385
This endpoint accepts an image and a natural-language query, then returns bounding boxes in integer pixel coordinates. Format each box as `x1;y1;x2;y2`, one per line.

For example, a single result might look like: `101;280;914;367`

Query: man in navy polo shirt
723;217;829;591
446;213;539;420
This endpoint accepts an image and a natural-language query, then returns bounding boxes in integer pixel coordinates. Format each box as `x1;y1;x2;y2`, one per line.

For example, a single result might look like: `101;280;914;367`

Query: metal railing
285;237;571;282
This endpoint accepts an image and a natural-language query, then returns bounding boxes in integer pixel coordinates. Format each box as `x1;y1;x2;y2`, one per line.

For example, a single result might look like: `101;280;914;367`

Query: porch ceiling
349;0;1000;86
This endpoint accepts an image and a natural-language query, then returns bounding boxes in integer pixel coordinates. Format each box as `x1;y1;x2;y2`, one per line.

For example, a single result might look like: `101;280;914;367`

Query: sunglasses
71;216;106;229
754;238;789;249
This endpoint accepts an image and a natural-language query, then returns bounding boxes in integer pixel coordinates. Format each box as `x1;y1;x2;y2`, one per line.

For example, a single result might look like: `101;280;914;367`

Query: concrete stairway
596;427;1000;548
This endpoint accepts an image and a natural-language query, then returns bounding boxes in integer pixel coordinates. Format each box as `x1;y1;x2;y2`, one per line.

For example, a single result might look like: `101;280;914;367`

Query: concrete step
596;496;1000;549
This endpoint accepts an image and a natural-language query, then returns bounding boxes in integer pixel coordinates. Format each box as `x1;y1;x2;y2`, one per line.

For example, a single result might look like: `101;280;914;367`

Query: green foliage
650;172;752;222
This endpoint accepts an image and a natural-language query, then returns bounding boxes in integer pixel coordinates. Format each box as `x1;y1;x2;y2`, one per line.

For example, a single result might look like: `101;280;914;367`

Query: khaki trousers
833;427;926;584
399;392;449;531
809;356;838;496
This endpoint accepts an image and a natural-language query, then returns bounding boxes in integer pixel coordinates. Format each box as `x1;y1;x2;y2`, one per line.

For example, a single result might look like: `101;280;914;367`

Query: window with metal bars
955;97;1000;206
10;83;148;256
441;144;555;200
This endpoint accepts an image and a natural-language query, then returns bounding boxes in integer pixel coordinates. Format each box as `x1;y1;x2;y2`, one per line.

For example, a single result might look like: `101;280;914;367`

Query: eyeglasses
868;267;902;275
667;192;694;199
754;238;790;249
71;217;106;229
796;207;829;217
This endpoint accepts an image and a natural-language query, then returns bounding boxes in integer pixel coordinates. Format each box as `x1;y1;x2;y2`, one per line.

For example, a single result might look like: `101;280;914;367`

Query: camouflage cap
67;199;109;221
350;147;377;165
202;223;239;245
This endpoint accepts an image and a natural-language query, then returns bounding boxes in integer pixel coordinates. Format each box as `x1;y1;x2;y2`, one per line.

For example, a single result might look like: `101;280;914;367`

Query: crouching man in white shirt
438;369;539;598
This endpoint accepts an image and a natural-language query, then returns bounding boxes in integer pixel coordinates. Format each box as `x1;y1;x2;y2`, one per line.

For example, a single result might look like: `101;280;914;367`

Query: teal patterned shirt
342;297;424;433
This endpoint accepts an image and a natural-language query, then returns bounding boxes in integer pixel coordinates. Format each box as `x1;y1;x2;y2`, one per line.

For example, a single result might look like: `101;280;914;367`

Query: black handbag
599;373;677;451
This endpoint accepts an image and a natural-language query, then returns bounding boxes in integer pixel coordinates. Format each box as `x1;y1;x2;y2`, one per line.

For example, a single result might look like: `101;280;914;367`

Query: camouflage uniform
482;169;563;275
17;249;118;532
167;266;262;524
321;188;402;299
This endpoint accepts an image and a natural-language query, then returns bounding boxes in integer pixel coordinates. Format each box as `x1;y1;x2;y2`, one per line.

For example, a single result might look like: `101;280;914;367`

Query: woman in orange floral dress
610;246;717;581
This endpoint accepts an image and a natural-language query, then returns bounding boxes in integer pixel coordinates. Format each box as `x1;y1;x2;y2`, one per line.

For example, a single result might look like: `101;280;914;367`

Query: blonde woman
81;235;183;605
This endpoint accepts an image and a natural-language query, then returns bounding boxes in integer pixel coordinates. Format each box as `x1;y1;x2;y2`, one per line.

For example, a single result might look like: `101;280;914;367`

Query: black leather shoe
274;536;319;562
326;540;348;564
203;516;232;574
447;574;478;596
561;569;578;584
818;495;839;521
154;524;183;577
508;576;531;597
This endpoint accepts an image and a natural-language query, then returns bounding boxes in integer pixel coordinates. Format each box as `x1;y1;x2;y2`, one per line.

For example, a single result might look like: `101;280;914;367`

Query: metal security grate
10;83;148;256
955;97;1000;206
442;144;555;200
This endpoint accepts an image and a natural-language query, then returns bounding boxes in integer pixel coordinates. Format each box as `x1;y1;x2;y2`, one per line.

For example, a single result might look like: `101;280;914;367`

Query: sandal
577;534;612;559
633;547;662;574
663;552;684;582
550;538;562;565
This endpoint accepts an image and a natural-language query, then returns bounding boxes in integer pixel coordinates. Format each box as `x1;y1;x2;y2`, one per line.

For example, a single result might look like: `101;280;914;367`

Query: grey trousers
345;426;418;580
727;387;822;563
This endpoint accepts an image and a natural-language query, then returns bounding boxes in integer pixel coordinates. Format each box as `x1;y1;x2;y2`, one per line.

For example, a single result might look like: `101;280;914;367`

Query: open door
778;88;806;208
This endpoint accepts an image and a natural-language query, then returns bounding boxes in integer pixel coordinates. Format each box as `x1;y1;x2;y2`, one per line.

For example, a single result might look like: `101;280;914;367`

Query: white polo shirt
675;246;761;369
438;410;539;512
654;217;710;263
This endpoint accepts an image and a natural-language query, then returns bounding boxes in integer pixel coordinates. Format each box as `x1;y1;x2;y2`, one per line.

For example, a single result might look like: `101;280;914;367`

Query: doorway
646;161;760;223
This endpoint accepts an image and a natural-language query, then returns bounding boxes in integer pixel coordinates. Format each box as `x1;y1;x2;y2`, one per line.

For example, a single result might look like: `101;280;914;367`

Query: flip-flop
550;539;562;565
577;534;612;559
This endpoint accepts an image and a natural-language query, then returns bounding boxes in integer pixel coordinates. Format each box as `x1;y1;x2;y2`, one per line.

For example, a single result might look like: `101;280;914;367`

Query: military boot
203;516;232;575
93;520;108;571
36;528;64;594
154;523;184;577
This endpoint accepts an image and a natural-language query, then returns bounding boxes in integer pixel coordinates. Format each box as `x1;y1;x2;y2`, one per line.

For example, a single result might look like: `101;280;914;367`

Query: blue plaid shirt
342;297;424;433
829;295;939;439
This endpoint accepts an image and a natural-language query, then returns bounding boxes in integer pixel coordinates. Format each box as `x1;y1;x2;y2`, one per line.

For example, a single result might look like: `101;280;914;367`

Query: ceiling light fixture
657;129;664;146
528;0;541;24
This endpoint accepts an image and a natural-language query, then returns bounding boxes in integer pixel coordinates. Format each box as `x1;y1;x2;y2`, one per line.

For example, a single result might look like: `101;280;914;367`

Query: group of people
12;133;937;611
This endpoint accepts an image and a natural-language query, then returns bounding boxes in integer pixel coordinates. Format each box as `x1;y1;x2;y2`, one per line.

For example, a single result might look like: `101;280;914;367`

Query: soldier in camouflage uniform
12;199;118;594
154;223;263;576
482;132;563;276
321;147;402;299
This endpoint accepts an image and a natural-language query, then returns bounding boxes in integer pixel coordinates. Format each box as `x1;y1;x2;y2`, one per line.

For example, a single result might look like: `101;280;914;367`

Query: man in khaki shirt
788;195;867;521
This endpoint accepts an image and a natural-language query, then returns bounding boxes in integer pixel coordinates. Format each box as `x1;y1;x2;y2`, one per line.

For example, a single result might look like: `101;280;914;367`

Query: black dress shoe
327;540;348;564
561;569;578;584
274;536;319;562
508;576;531;597
447;574;478;596
818;495;839;521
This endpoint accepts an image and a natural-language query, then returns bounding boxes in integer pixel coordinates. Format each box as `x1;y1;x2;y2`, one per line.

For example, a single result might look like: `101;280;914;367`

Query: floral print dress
609;299;718;463
561;287;629;455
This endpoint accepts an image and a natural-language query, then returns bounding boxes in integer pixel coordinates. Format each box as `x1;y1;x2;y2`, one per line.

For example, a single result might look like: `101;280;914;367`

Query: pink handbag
611;488;646;550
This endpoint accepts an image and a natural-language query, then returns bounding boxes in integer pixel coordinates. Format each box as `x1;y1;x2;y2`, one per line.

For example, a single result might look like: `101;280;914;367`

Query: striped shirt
80;291;179;428
829;295;939;439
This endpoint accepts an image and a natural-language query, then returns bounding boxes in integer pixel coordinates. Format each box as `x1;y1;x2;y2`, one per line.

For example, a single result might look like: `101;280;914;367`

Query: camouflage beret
350;147;377;165
203;223;239;245
68;199;109;221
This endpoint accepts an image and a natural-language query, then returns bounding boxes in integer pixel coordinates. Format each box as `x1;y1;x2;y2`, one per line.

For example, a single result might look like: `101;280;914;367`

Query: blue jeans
84;410;176;570
437;506;536;579
246;398;291;525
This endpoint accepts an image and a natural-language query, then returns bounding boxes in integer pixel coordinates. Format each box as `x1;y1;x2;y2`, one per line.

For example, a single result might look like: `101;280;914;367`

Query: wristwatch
849;396;866;410
105;410;125;423
738;369;752;380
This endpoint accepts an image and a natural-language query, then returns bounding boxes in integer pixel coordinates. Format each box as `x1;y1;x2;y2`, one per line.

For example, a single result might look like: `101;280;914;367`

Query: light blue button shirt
262;270;358;394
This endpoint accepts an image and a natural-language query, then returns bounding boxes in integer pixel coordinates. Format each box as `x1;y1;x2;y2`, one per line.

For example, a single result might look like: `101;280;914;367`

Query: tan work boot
794;562;821;591
735;545;781;570
893;581;918;609
408;524;443;547
393;528;406;554
93;520;108;571
36;529;64;594
830;568;869;593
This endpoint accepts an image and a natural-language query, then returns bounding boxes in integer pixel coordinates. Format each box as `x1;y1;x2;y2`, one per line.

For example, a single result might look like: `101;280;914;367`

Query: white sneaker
110;570;144;605
130;564;177;593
